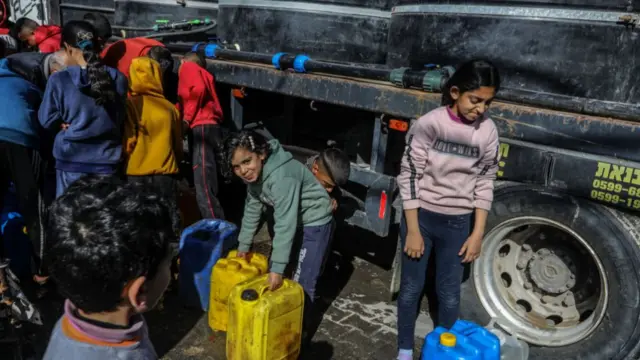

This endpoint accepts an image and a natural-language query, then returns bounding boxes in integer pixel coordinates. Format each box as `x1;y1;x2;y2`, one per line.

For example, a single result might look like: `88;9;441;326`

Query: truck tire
460;184;640;360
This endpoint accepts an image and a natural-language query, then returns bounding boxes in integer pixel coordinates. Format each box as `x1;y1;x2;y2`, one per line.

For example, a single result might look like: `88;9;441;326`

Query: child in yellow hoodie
124;57;182;199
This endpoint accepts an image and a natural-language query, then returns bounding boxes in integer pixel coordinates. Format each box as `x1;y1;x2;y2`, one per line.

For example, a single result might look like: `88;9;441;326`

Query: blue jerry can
422;320;500;360
178;219;238;311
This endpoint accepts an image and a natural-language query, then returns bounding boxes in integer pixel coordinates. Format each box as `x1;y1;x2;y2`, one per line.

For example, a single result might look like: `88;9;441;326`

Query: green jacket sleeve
237;190;264;252
269;177;301;274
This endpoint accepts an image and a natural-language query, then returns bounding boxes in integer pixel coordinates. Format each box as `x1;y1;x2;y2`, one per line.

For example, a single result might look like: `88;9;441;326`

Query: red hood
34;25;62;45
101;38;165;78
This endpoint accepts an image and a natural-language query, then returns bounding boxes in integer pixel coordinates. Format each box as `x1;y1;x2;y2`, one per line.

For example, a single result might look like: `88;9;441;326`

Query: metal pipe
499;88;640;122
143;23;217;39
112;25;156;31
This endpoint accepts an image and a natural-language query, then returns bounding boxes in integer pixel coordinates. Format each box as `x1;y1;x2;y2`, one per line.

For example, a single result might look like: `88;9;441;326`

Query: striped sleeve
397;117;433;210
474;124;500;211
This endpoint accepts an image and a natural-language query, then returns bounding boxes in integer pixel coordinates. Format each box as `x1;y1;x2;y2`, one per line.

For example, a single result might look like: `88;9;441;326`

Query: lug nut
563;296;575;307
522;244;532;252
524;282;532;290
539;249;550;256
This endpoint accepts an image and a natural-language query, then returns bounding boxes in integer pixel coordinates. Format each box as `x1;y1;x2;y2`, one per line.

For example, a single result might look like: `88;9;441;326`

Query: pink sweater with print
397;106;500;215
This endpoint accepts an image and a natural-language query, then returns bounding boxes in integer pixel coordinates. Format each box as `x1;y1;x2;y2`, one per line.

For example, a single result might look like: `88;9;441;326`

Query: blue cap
204;44;218;58
191;42;204;52
272;52;286;70
293;55;310;73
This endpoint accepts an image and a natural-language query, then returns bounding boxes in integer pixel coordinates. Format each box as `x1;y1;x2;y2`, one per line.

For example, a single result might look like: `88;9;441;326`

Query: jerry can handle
259;285;271;297
258;283;284;297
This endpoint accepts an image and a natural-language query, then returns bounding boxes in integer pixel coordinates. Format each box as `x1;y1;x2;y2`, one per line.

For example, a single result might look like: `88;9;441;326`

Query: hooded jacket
38;65;128;173
0;33;17;55
34;25;62;53
101;38;165;78
124;57;182;176
4;52;53;90
0;59;42;149
177;61;223;128
238;139;333;274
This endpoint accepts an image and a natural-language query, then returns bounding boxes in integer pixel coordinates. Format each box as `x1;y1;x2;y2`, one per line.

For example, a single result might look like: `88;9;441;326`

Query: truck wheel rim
473;216;608;347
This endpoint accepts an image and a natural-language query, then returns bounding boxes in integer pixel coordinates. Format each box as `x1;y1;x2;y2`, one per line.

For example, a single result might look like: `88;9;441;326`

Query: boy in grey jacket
42;175;178;360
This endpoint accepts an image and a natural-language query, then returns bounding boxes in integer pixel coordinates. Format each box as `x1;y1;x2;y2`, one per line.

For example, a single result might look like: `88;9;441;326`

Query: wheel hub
527;248;576;294
473;217;608;347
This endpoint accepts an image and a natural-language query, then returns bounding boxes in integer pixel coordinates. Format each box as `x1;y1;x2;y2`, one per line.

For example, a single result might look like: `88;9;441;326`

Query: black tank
386;1;639;104
58;0;115;24
216;0;391;64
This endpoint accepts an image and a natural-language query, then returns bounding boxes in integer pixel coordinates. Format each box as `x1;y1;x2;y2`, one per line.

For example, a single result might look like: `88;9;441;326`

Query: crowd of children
0;10;500;360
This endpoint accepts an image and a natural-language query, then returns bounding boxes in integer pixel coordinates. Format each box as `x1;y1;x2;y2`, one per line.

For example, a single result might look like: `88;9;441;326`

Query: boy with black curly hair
306;142;351;211
43;174;179;360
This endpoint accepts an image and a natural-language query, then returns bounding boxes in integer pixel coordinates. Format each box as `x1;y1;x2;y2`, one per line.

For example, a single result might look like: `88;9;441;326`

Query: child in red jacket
178;52;225;220
13;18;61;53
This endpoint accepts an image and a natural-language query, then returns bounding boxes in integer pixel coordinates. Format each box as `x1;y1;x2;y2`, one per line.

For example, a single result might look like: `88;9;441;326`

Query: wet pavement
152;225;433;360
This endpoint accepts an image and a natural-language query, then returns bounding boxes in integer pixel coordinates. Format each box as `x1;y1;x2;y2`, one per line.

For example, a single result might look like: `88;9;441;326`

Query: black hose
165;43;194;53
214;48;273;65
303;60;390;82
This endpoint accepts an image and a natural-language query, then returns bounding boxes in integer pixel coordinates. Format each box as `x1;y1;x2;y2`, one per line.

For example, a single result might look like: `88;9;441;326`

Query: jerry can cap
241;289;259;301
440;332;456;347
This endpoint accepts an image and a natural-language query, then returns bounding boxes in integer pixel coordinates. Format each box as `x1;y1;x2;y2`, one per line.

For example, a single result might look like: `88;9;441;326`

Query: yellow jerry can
209;250;269;332
226;274;304;360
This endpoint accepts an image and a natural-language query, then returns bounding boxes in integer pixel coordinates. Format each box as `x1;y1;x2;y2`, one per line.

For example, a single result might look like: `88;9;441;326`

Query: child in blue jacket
38;20;127;197
0;58;46;289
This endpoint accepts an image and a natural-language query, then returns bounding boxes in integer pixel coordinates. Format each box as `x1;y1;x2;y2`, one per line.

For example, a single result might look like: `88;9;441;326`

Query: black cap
241;289;259;301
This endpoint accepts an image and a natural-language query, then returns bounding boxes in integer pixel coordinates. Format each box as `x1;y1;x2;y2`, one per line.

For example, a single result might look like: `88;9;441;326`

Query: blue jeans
397;208;471;351
55;170;86;198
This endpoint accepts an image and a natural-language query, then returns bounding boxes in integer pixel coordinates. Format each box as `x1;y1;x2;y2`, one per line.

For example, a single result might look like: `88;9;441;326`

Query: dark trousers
285;221;333;340
397;208;471;351
0;141;46;275
191;125;225;220
128;174;177;201
291;222;334;304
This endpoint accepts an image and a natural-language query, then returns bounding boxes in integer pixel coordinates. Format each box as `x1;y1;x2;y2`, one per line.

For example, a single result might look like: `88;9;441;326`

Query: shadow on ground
146;285;204;357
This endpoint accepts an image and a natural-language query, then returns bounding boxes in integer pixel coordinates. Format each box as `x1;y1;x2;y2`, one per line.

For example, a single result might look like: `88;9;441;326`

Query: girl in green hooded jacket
221;130;333;310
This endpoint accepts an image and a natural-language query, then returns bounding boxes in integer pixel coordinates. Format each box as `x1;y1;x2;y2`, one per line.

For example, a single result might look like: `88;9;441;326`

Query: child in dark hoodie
38;20;128;197
13;17;62;53
178;52;225;219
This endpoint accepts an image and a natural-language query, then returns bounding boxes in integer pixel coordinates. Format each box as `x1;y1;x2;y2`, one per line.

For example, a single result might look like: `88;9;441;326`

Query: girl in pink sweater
395;59;501;360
